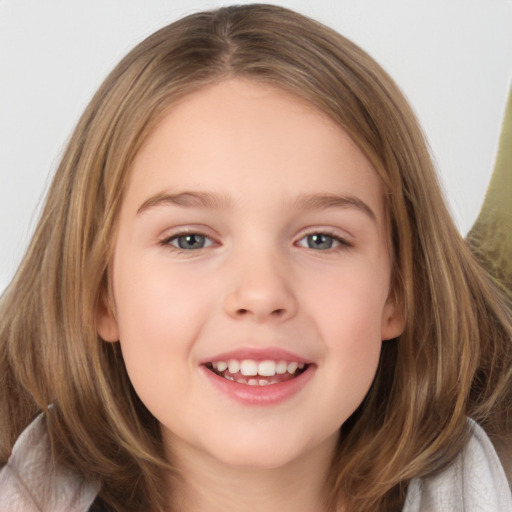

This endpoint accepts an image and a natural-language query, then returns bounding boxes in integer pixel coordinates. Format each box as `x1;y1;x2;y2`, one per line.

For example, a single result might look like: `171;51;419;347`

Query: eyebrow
136;190;376;222
292;192;377;222
137;191;234;214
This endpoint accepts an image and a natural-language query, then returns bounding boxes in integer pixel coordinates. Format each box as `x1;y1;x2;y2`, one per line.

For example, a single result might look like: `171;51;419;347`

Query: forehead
125;78;384;218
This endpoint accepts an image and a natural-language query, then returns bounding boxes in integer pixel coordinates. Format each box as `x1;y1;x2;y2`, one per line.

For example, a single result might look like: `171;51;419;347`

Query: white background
1;0;511;292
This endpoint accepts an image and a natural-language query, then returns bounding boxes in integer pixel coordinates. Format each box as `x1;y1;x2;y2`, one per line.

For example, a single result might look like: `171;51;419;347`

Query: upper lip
199;347;312;365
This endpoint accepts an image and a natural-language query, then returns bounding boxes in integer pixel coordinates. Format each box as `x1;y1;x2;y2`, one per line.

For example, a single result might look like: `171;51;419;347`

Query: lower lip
201;365;315;406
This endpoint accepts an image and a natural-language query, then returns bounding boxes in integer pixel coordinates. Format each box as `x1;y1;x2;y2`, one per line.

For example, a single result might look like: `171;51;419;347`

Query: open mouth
204;359;310;386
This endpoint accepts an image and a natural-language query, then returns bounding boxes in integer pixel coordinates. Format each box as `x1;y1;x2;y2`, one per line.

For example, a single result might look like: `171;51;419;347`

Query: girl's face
98;79;404;470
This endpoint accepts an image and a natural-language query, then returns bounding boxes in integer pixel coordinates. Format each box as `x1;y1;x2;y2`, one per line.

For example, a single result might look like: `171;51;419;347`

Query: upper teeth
211;359;305;377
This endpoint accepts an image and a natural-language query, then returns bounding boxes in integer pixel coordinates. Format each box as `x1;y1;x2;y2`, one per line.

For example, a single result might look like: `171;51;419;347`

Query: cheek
113;254;213;339
111;257;214;398
305;259;390;336
318;285;383;381
302;265;387;415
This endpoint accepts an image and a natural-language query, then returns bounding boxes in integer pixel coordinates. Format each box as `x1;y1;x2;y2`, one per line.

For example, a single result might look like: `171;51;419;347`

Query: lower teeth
225;375;278;386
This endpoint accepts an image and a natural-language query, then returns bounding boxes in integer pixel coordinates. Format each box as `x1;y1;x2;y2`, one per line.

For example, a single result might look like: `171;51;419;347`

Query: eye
162;233;214;250
297;232;349;250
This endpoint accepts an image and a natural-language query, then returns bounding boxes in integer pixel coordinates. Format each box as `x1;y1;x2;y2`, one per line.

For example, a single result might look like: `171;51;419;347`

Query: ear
381;290;405;341
96;291;119;343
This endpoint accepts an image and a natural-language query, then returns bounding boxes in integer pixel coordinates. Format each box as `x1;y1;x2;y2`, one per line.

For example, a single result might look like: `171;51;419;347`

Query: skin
97;78;404;511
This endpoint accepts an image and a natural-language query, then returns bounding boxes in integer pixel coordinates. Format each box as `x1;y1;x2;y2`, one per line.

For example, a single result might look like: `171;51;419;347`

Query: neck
166;436;337;512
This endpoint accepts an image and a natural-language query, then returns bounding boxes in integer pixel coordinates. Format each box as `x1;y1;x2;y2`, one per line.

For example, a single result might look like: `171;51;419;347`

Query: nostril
232;306;289;320
236;308;286;317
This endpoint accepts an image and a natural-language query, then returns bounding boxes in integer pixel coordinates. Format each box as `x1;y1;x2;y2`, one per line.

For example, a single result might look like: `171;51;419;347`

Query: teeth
240;360;258;376
287;362;298;374
216;361;228;372
258;360;276;377
209;358;307;381
276;361;288;374
228;360;240;373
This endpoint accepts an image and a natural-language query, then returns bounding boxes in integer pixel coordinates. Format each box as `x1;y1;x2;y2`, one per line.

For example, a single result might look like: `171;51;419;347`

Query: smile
205;359;308;386
200;349;315;405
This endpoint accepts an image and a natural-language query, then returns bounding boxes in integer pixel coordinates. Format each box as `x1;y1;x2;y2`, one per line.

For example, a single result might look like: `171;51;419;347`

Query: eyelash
159;231;216;252
159;229;352;252
295;231;352;251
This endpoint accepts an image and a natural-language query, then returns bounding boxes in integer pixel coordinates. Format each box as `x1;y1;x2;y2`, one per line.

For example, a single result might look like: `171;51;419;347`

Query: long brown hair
1;4;511;511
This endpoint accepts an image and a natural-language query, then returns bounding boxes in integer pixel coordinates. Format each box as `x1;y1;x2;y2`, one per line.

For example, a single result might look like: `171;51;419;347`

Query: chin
202;430;320;471
215;448;302;470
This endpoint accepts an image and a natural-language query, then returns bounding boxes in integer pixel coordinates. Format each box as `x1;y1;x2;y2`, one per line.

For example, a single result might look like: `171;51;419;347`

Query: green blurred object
467;86;512;297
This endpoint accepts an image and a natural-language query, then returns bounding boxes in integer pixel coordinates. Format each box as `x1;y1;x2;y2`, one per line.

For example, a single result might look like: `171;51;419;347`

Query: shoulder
403;419;512;511
0;414;98;512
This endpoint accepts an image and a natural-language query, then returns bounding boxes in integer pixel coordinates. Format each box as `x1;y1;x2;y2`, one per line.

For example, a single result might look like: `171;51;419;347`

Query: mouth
204;359;310;386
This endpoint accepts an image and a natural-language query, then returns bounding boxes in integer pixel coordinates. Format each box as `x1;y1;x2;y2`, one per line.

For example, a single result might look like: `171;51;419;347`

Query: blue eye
165;233;213;250
306;233;334;250
297;233;348;250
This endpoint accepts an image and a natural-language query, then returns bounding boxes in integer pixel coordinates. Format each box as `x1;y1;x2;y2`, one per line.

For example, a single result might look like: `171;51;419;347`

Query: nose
223;248;298;323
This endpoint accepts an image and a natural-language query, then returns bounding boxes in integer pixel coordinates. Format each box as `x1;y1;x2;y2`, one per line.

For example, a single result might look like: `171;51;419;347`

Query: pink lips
199;348;315;406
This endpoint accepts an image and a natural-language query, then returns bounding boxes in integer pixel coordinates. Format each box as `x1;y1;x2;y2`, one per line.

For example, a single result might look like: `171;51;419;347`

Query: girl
1;4;511;511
